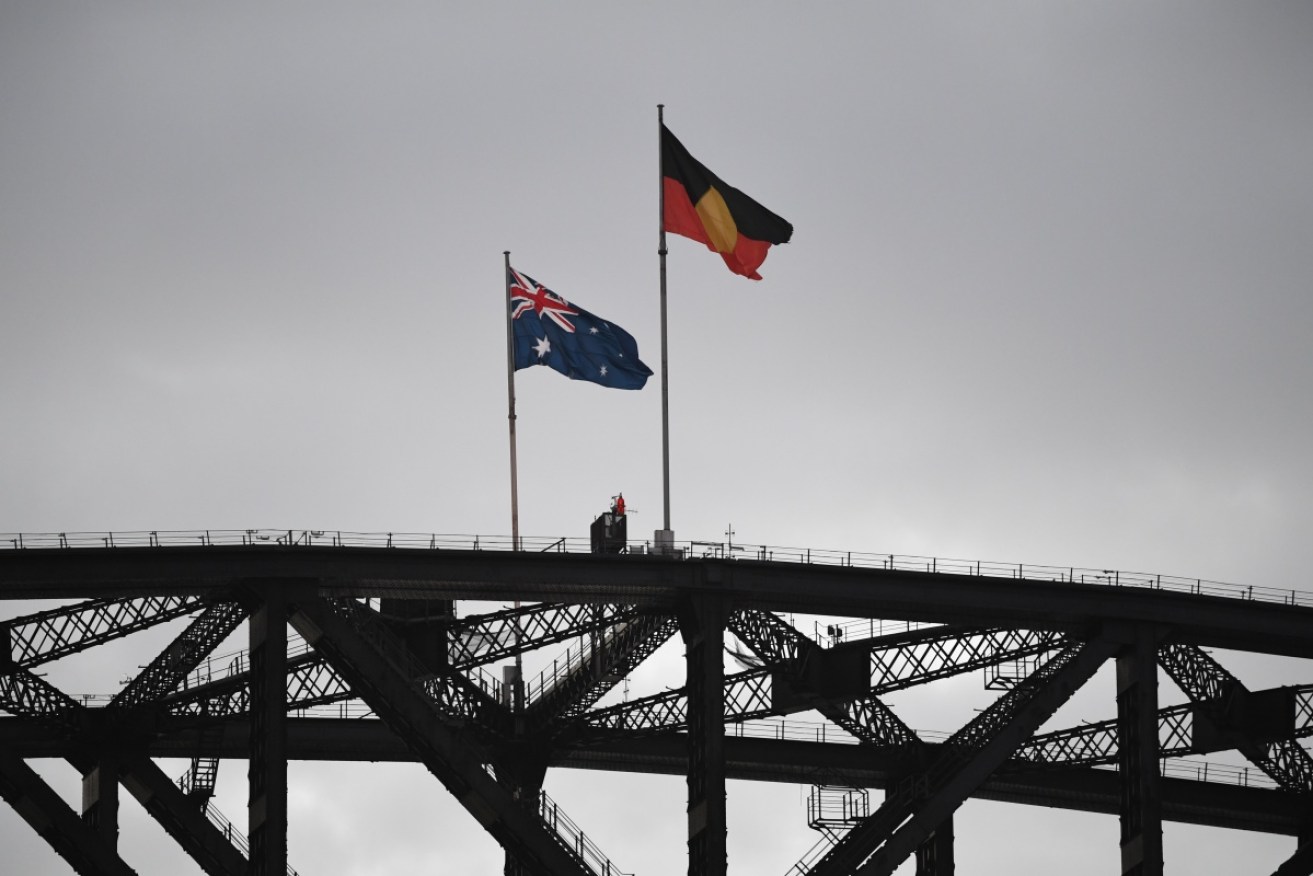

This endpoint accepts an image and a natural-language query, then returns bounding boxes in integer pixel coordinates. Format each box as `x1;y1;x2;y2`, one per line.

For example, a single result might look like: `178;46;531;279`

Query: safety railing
807;784;869;835
1160;757;1279;789
171;764;299;876
4;528;1311;609
524;621;629;705
23;697;1283;797
727;718;861;745
785;830;842;876
198;799;299;876
289;699;374;720
472;763;628;876
535;790;632;876
175;637;317;694
815;618;942;646
465;663;506;705
722;719;1283;791
525;636;590;705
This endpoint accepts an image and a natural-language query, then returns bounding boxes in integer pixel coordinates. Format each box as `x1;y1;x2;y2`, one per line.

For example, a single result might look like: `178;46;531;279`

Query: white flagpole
504;250;521;551
657;104;673;547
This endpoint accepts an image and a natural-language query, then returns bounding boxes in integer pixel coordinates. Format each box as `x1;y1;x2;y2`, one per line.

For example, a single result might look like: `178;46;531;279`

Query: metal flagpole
657;104;673;551
503;250;521;551
504;252;526;710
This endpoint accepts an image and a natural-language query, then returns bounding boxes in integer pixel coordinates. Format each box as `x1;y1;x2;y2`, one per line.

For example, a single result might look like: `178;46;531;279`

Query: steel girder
12;547;1313;657
866;626;1068;694
6;546;1313;875
914;818;953;876
726;615;1073;746
448;602;645;670
680;594;730;876
247;587;288;876
1019;704;1193;767
80;754;119;849
582;666;771;735
1273;843;1313;876
0;598;612;724
335;599;514;735
112;600;249;709
166;652;344;719
99;598;251;820
802;636;1119;876
158;602;675;734
0;666;85;725
727;609;923;749
0;751;138;876
579;623;1070;741
1158;643;1313;796
162;648;347;718
1017;683;1313;770
1;595;204;670
725;608;935;869
0;715;1300;835
0;597;285;876
113;754;247;876
0;683;254;876
1117;625;1164;875
162;602;514;737
288;595;609;876
526;611;679;727
1158;642;1313;876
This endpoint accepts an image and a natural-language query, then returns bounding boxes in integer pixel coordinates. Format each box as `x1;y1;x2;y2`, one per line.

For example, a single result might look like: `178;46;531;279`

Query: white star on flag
507;264;651;390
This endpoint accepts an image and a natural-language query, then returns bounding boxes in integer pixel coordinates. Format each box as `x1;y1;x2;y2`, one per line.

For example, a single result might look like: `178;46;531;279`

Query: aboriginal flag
662;124;793;280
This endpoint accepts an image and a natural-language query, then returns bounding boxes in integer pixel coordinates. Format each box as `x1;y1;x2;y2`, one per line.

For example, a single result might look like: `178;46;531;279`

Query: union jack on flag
508;266;652;391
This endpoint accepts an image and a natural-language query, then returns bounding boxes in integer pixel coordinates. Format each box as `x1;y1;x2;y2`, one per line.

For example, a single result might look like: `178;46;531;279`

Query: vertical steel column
1272;834;1313;876
1117;625;1162;876
80;756;119;850
248;585;288;876
502;757;548;876
679;593;728;876
915;817;954;875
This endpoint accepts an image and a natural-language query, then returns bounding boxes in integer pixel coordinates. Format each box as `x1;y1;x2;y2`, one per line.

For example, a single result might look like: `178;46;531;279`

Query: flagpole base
654;529;680;558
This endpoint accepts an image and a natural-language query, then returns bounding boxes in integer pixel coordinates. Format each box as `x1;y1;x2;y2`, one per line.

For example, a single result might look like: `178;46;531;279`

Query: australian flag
509;266;652;390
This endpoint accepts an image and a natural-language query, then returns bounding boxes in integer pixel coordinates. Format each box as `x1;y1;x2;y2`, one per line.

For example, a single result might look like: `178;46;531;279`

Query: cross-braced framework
3;530;1313;876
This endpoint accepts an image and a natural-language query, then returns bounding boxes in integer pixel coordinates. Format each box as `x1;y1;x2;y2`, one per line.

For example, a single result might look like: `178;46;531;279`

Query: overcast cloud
3;3;1312;874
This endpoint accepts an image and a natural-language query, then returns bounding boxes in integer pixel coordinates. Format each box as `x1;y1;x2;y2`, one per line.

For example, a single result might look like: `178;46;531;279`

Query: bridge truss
2;537;1313;876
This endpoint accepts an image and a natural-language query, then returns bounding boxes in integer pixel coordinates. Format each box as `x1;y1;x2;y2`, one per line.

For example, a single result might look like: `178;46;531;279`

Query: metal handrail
524;619;634;705
4;528;1308;609
536;790;632;876
171;768;300;876
724;719;1282;790
196;799;300;876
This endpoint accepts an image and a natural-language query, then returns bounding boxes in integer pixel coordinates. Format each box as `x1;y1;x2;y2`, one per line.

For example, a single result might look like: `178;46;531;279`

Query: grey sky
2;3;1312;873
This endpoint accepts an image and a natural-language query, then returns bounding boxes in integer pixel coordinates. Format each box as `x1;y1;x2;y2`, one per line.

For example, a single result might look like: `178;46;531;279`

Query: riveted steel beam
289;595;601;876
0;751;137;876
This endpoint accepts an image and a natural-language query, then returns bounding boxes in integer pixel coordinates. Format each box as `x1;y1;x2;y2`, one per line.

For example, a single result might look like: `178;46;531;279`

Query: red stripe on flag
663;177;711;248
